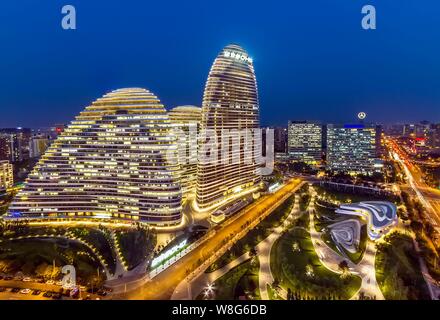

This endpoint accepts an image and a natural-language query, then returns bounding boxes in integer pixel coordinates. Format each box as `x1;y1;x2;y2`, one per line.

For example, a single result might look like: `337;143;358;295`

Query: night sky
1;0;439;128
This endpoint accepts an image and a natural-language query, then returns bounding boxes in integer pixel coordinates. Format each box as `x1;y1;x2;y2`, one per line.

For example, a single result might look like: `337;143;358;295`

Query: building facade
274;127;287;154
287;121;322;164
326;124;378;174
0;160;13;191
196;44;261;210
8;88;182;225
169;105;202;199
0;128;31;162
30;134;50;158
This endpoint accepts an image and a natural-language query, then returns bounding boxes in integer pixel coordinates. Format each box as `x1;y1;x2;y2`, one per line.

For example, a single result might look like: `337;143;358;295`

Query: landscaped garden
270;215;362;300
197;258;260;300
314;202;368;264
115;227;156;270
375;231;431;300
66;227;117;274
206;193;297;272
0;238;105;286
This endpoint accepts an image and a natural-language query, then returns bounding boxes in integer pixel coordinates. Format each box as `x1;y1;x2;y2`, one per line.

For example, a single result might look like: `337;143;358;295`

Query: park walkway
308;189;384;300
171;182;305;300
256;194;300;300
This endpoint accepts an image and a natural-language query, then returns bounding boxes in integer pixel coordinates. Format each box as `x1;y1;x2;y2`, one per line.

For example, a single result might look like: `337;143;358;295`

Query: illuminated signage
224;50;253;63
344;124;365;129
152;239;188;268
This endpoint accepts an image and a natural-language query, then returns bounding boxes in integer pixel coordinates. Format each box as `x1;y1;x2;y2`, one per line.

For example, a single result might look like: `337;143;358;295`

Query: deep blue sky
1;0;439;127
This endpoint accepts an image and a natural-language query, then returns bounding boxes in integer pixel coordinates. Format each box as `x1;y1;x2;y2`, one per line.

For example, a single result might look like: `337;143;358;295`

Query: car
19;288;31;294
22;277;32;282
0;275;3;280
51;293;62;300
43;292;53;298
0;287;6;292
4;276;13;281
11;287;20;293
32;290;41;295
97;290;107;297
46;280;54;285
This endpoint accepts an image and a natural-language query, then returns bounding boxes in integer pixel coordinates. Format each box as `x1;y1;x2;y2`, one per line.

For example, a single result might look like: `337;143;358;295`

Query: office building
326;124;378;174
196;44;261;210
288;121;322;164
0;160;13;191
8;88;182;225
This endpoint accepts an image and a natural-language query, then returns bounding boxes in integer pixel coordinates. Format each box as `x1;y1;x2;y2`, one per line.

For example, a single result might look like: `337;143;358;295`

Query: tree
249;247;257;257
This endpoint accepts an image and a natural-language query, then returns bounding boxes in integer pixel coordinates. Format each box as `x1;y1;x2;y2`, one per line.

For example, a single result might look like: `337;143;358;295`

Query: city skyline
1;1;440;128
0;1;439;304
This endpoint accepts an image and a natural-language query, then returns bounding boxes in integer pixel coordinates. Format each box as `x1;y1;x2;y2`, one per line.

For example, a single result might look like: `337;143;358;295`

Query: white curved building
168;106;201;199
196;44;261;210
8;88;182;226
335;201;397;240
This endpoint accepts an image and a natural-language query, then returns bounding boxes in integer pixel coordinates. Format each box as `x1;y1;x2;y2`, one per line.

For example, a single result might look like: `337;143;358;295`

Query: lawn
313;185;400;205
206;194;296;272
197;258;260;300
115;227;156;270
375;232;431;300
270;227;362;300
67;227;117;274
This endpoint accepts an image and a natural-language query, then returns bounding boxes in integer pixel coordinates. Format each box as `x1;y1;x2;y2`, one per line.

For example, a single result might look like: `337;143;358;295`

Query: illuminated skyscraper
288;121;322;164
0;160;13;192
196;44;261;210
169;105;201;199
326;124;378;174
0;128;31;162
8;88;182;225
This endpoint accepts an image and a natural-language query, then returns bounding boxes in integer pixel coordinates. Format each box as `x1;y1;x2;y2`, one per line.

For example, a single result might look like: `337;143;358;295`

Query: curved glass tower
196;44;261;209
8;88;182;226
169;105;201;199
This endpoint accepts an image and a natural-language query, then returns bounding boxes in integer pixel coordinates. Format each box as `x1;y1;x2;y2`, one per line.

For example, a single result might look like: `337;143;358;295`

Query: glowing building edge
196;44;262;210
7;88;182;226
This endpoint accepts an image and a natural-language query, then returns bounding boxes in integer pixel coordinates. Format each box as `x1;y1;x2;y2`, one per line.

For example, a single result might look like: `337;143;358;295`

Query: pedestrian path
308;190;384;300
257;194;300;300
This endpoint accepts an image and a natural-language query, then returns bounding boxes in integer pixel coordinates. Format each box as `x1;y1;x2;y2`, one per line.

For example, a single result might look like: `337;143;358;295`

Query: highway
112;178;303;300
387;138;440;229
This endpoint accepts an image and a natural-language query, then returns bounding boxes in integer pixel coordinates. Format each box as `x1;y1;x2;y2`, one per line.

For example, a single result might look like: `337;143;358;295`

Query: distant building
29;134;50;158
288;121;322;164
273;127;287;153
403;123;429;138
375;124;384;157
0;160;13;191
0;128;31;162
383;124;404;136
0;135;12;161
326;124;378;175
427;124;440;148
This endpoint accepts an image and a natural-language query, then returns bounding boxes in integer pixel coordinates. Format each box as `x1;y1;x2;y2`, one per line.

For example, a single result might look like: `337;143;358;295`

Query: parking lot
0;277;107;300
